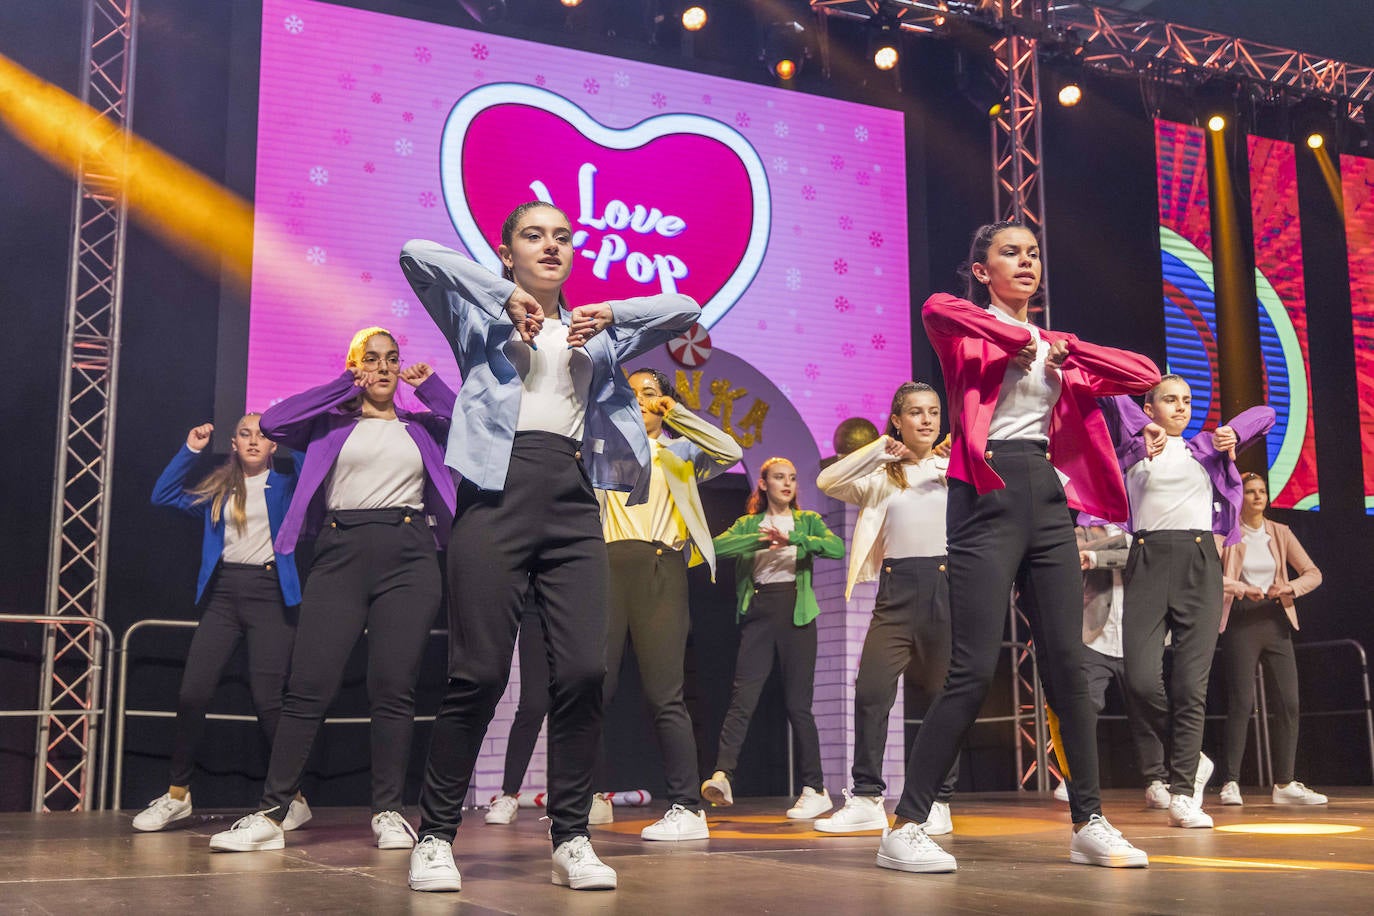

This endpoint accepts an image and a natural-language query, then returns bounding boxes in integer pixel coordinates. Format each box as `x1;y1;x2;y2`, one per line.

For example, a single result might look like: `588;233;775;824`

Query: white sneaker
372;810;419;849
485;794;520;825
1069;814;1148;867
786;786;833;819
875;822;957;873
640;804;709;841
1168;793;1213;828
1272;781;1328;805
1053;781;1069;803
408;836;461;892
588;792;614;825
923;800;954;837
701;771;734;807
1193;752;1215;800
132;792;192;832
1144;780;1171;809
551;836;617;890
1219;781;1244;806
815;790;888;834
282;796;312;832
209;812;284;851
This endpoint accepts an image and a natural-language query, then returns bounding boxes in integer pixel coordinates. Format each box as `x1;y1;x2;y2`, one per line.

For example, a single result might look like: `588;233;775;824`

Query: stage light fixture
1208;114;1227;132
1058;83;1082;107
560;0;582;7
774;57;797;80
1307;132;1324;149
761;20;807;83
682;6;707;31
873;45;899;71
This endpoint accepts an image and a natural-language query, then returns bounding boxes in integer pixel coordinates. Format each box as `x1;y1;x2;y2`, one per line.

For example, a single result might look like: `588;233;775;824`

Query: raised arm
606;294;701;363
921;293;1034;354
259;372;359;451
399;239;519;341
151;441;208;517
662;403;742;481
1221;405;1277;454
816;436;895;506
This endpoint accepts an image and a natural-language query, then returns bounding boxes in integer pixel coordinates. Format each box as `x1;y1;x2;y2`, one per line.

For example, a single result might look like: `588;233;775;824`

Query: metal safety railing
0;614;117;811
111;619;448;808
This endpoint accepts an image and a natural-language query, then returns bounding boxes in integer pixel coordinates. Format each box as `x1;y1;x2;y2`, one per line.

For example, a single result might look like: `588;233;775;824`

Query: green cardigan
712;509;845;626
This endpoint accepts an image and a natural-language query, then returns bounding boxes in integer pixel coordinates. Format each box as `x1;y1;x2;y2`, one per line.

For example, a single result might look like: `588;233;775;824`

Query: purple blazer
1099;396;1276;546
259;371;458;553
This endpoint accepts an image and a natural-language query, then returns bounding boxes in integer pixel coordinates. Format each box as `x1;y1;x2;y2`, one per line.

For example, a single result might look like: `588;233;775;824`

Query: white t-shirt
752;511;798;584
326;418;425;511
1239;523;1278;592
509;316;593;441
879;459;948;559
222;470;274;565
1125;436;1213;531
986;307;1062;442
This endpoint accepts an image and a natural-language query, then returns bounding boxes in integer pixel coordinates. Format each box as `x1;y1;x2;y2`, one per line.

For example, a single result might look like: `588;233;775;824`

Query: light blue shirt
399;239;700;503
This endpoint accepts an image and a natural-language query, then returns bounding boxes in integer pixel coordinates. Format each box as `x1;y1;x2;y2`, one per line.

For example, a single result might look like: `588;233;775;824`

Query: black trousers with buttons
1220;598;1300;785
500;597;550;797
712;581;825;792
258;509;442;817
169;564;297;788
1122;529;1223;798
419;432;608;849
852;555;958;801
897;440;1103;826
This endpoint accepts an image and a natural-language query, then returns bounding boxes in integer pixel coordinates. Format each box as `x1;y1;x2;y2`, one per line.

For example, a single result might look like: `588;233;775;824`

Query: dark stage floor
2;789;1372;914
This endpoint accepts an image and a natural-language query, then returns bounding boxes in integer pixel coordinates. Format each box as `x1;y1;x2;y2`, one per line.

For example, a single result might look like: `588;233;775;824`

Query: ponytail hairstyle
884;381;938;490
187;414;260;534
1145;373;1189;406
956;220;1044;309
746;456;799;515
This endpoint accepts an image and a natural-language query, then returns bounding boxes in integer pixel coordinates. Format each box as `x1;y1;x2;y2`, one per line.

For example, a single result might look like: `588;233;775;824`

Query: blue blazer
151;444;304;606
399;239;700;504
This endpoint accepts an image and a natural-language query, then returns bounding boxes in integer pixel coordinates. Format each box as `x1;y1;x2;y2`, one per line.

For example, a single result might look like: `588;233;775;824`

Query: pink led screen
246;0;912;449
1343;154;1374;512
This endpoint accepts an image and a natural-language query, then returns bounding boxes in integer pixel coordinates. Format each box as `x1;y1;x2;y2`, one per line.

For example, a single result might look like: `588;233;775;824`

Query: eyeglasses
359;355;400;369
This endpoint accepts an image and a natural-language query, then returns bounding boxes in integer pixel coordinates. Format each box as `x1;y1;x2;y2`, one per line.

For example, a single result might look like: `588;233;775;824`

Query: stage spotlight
560;0;582;7
682;6;706;31
1307;132;1324;149
873;45;899;71
1058;83;1082;107
1208;114;1227;132
761;20;807;82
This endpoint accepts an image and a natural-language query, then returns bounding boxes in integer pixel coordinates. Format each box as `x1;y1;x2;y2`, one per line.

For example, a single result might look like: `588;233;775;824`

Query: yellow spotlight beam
1313;144;1344;207
0;51;254;287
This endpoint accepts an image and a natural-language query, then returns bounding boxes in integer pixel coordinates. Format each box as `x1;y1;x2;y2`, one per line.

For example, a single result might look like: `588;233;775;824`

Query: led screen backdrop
1343;153;1374;513
247;0;912;450
1247;135;1319;510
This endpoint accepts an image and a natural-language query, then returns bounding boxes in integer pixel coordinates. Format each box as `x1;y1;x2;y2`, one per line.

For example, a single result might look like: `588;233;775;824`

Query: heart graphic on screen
440;84;770;330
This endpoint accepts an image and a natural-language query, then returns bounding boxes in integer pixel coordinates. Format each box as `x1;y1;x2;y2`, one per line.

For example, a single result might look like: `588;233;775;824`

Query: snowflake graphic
831;155;845;171
793;223;803;235
833;258;849;275
372;64;384;76
371;92;382;104
431;97;443;109
473;69;484;80
874;267;884;278
471;42;489;60
284;218;303;235
305;246;327;265
583;77;600;94
801;185;816;201
841;342;857;358
795;323;805;335
758;320;768;331
701;94;712;104
838;215;854;231
780;383;792;396
856;171;872;186
861;393;876;411
871;333;887;350
333;128;351;146
835;404;850;419
785;267;802;291
414;46;432;63
395;138;414;156
535;74;546;87
834;295;852;313
773;121;789;137
308;166;329;185
402;111;414;123
873;164;882;173
418;191;438;208
804;363;820;381
286;191;305;208
360;271;372;283
735;111;751;128
651;92;667;109
868;231;884;248
772;156;789;173
614;71;630;88
283;14;303;34
817;123;826;132
363;161;376;173
337;72;356;90
391;298;410;318
854;125;870;142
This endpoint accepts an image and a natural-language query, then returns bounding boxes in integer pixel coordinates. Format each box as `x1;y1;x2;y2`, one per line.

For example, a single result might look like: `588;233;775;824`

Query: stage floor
3;789;1372;914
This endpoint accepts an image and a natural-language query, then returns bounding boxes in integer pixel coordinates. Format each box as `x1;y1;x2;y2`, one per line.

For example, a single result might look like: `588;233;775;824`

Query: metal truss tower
36;0;138;812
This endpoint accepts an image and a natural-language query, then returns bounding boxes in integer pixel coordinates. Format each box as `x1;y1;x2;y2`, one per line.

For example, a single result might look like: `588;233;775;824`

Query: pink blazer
1220;519;1322;631
921;293;1161;524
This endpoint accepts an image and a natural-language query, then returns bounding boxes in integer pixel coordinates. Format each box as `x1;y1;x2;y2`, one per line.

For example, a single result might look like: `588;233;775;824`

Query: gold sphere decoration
833;417;880;457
